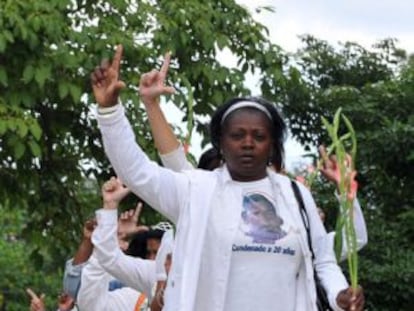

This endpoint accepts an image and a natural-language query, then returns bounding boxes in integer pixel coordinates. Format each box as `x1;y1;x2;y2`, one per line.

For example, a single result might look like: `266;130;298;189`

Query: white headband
221;101;272;125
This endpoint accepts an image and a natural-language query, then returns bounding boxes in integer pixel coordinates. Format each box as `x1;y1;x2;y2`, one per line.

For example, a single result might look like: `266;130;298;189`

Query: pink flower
347;171;358;201
183;141;190;155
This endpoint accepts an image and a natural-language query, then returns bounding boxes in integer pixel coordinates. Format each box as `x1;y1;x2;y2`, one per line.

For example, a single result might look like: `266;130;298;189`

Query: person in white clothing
90;45;365;311
137;52;367;264
77;178;158;311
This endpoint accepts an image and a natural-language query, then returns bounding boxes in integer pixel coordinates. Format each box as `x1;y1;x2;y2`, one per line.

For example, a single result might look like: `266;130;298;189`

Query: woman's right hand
91;45;126;107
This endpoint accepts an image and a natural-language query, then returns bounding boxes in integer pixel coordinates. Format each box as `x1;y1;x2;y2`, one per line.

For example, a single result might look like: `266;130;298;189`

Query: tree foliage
1;1;413;310
274;36;414;310
0;0;285;307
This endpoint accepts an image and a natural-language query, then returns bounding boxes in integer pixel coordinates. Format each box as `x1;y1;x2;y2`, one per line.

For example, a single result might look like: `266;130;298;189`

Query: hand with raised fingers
102;176;131;209
91;45;126;107
26;288;45;311
118;202;149;238
139;52;175;107
319;145;341;186
336;286;365;311
319;145;358;199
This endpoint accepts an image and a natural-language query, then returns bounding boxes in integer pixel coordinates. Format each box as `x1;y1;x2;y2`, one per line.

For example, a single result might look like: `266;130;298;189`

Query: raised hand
118;202;149;238
102;176;131;209
91;45;126;107
319;145;341;186
139;52;175;106
26;288;45;311
319;145;358;199
336;286;365;311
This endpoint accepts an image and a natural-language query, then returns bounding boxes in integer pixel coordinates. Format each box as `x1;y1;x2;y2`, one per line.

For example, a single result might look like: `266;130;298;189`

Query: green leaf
0;66;8;87
0;35;5;53
17;121;29;138
28;140;42;157
34;65;51;88
14;141;25;159
332;107;342;137
216;35;228;50
29;121;42;140
69;84;82;102
0;120;6;135
58;81;69;99
3;30;14;43
342;114;357;163
22;65;35;83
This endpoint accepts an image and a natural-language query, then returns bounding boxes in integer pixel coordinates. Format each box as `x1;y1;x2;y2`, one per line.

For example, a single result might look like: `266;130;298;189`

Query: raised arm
91;45;189;223
62;218;96;300
139;53;178;154
92;177;156;295
139;53;193;171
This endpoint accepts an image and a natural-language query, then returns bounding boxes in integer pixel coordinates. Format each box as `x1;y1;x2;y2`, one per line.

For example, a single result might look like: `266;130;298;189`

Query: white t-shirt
224;177;303;311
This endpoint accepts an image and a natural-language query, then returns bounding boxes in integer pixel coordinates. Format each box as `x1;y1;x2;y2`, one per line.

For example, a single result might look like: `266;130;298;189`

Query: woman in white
90;45;365;311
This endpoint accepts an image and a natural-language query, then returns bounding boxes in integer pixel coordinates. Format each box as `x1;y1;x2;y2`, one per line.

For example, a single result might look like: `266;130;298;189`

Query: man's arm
72;219;95;265
62;219;96;300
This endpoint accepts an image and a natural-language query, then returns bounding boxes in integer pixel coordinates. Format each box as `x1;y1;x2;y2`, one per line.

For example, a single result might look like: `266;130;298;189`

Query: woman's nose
242;135;254;148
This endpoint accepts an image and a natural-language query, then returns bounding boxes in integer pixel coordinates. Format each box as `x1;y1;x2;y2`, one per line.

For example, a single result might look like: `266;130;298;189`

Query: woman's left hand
336;286;365;311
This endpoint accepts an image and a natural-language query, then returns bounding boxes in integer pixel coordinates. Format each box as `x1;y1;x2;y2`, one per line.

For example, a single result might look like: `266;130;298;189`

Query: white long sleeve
92;209;157;297
97;104;190;225
159;144;194;172
77;253;140;311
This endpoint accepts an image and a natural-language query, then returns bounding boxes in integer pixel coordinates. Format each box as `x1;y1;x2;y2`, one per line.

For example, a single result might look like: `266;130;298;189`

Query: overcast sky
167;0;413;169
239;0;413;53
230;0;414;168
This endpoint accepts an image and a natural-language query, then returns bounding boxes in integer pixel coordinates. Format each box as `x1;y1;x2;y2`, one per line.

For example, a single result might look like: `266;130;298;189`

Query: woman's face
221;108;273;181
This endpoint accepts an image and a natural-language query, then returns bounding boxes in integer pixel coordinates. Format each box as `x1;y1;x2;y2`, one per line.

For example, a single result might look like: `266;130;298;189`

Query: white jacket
77;253;141;311
162;144;368;262
77;209;155;311
92;209;157;295
97;104;349;311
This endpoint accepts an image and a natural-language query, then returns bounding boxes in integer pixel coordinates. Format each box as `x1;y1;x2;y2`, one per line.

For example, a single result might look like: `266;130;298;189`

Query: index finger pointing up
159;52;171;80
111;44;123;73
26;288;38;300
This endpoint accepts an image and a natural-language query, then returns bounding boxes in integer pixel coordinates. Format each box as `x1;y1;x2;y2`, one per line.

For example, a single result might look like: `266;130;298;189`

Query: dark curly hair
197;147;221;170
210;97;287;171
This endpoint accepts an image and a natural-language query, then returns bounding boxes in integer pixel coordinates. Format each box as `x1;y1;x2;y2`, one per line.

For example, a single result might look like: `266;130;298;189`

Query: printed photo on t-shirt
241;193;287;244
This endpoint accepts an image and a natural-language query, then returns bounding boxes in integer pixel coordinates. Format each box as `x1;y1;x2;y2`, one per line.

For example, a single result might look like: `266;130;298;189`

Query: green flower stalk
321;108;359;290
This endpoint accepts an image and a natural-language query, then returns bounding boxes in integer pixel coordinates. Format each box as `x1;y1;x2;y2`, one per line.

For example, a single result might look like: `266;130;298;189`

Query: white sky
164;0;413;169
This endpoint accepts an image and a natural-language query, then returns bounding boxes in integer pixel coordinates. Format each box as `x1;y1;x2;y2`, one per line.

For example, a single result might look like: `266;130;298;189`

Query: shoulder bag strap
291;180;316;261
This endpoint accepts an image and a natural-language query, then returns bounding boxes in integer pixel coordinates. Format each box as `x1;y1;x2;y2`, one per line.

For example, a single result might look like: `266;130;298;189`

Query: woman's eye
230;133;243;139
255;134;266;141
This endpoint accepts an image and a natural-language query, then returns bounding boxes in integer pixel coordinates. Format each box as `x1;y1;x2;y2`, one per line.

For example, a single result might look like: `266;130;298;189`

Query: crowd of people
27;44;367;311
